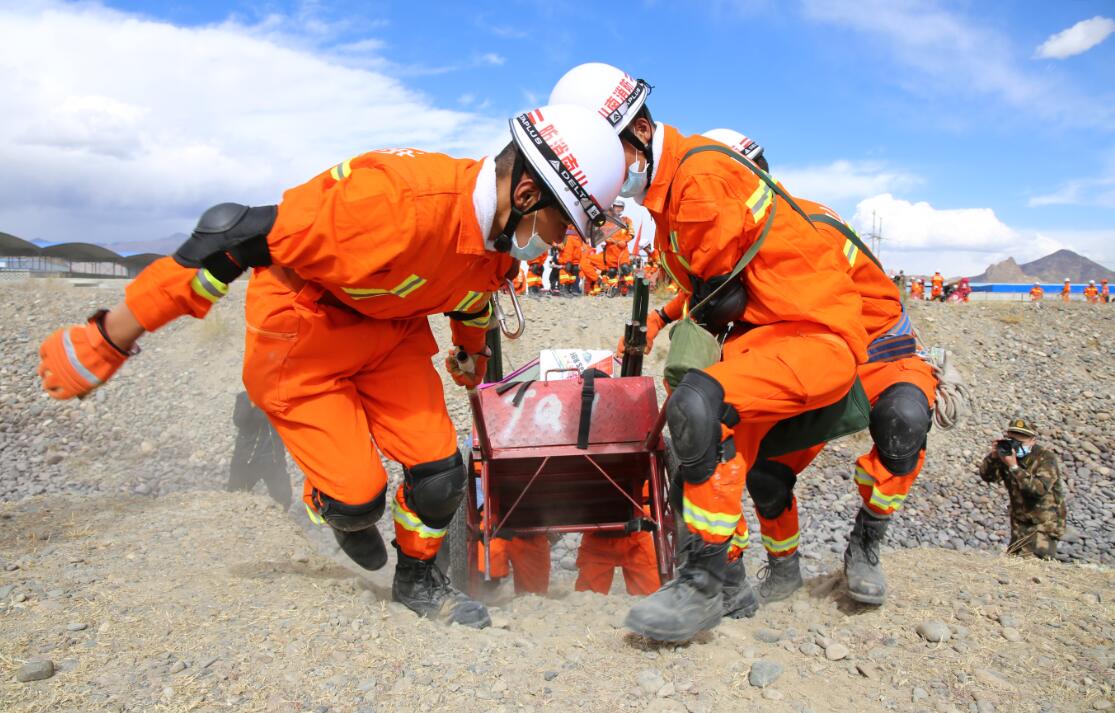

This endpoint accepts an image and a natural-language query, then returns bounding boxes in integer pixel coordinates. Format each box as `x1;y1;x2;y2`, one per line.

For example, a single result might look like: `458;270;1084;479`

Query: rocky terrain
0;278;1112;711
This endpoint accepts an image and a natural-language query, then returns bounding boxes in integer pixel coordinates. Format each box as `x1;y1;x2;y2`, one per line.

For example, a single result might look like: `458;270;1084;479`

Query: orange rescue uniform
557;233;584;290
580;247;607;295
525;253;547;292
575;531;661;595
1061;283;1072;302
1030;285;1044;301
646;127;867;547
124;150;512;562
931;273;944;299
725;199;937;560
1084;285;1099;304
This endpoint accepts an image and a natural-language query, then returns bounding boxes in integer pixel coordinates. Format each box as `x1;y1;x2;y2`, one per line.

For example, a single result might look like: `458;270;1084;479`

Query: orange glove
616;308;668;357
445;346;491;389
38;310;137;400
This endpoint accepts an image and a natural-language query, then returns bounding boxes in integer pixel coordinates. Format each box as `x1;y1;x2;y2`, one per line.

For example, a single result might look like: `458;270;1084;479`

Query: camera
996;438;1019;458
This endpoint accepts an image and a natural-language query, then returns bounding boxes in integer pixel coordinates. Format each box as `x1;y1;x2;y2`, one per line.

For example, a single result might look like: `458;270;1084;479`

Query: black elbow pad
174;203;277;283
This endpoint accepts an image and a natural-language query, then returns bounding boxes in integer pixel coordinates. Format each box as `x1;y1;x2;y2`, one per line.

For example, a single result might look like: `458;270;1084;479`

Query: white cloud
776;161;920;207
1028;177;1115;207
849;193;1068;275
0;2;507;245
799;0;1114;129
1035;16;1115;60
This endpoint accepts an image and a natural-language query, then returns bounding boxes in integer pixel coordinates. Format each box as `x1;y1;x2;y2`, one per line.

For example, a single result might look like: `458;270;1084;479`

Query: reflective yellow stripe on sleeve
190;268;229;304
342;274;427;300
452;291;486;313
855;466;908;512
745;181;773;221
330;158;353;181
459;302;492;329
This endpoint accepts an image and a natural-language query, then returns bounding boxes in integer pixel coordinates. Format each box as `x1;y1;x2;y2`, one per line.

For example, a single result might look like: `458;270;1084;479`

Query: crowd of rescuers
900;272;1112;304
38;61;1048;642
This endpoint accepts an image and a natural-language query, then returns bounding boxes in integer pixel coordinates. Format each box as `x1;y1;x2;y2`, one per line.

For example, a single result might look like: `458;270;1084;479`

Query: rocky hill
0;280;1112;711
971;249;1115;283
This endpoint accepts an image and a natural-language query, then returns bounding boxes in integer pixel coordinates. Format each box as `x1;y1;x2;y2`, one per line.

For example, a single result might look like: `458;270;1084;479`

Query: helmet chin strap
620;108;655;194
494;152;555;252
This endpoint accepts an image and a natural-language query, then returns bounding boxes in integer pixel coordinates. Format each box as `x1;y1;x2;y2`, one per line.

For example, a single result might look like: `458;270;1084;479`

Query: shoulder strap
680;144;817;226
808;213;884;271
675;145;785;317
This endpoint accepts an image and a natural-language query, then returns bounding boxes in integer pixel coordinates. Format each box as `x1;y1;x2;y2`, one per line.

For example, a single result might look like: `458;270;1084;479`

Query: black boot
625;540;727;641
844;509;889;605
332;526;388;571
757;551;803;602
391;542;490;628
721;556;759;618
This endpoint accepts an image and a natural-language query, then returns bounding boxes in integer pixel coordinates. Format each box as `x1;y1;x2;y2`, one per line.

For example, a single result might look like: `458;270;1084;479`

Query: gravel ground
0;278;1113;711
1;280;1111;569
0;491;1111;712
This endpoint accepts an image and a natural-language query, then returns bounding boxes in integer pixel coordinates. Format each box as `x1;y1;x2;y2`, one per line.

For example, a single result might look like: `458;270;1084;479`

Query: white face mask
509;212;548;261
618;154;648;202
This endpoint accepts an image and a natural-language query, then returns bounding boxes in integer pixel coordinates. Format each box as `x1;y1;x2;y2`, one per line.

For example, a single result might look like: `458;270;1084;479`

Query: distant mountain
971;249;1115;283
96;233;186;257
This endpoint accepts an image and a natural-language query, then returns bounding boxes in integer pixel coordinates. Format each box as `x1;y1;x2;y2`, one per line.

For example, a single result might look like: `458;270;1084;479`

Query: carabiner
491;279;525;340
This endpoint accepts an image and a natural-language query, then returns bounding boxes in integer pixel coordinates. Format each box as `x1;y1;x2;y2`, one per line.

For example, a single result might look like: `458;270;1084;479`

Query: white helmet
1034;281;1040;286
508;104;625;241
1089;280;1096;284
703;128;766;165
549;62;651;134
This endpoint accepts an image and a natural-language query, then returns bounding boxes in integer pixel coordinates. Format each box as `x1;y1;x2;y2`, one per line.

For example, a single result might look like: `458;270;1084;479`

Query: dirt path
1;492;1111;713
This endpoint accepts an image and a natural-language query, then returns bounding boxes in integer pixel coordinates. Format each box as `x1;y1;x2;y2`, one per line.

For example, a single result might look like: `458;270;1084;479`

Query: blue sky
1;0;1112;274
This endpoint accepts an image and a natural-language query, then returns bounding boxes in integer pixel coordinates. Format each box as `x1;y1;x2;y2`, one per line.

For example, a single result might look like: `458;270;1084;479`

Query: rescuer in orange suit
1030;282;1044;301
1061;279;1072;302
910;279;924;300
931;272;944;300
557;226;584;295
1101;278;1110;303
575;529;661;595
580;241;607;296
37;105;625;629
475;526;551;595
603;212;635;296
525;252;547;296
1084;280;1099;304
551;63;868;641
700;128;938;611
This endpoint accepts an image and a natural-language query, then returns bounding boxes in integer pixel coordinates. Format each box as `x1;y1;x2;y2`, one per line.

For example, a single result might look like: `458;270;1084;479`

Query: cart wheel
442;497;471;593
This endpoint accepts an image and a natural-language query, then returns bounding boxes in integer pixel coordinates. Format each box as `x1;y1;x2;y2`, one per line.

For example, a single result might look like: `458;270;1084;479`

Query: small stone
657;682;676;698
66;623;88;632
799;642;822;657
636;669;666;695
755;628;782;644
825;643;850;661
855;663;877;679
762;689;784;701
1000;627;1021;642
169;660;186;674
912;687;929;702
748;659;783;688
16;659;54;682
791;601;812;615
14;593;27;602
543;670;558;681
973;668;1014;691
1091;701;1111;711
916;621;951;643
0;584;14;598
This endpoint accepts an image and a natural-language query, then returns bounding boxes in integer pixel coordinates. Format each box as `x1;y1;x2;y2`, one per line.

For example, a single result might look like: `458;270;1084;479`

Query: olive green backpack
661;144;871;457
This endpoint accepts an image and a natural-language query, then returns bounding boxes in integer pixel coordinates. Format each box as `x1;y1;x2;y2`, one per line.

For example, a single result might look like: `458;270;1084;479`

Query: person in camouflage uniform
978;418;1066;559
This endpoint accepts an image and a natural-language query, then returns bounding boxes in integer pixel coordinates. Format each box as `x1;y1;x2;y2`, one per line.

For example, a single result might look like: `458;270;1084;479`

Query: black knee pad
312;489;386;532
403;451;466;529
746;459;797;519
666;370;739;485
869;382;931;476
